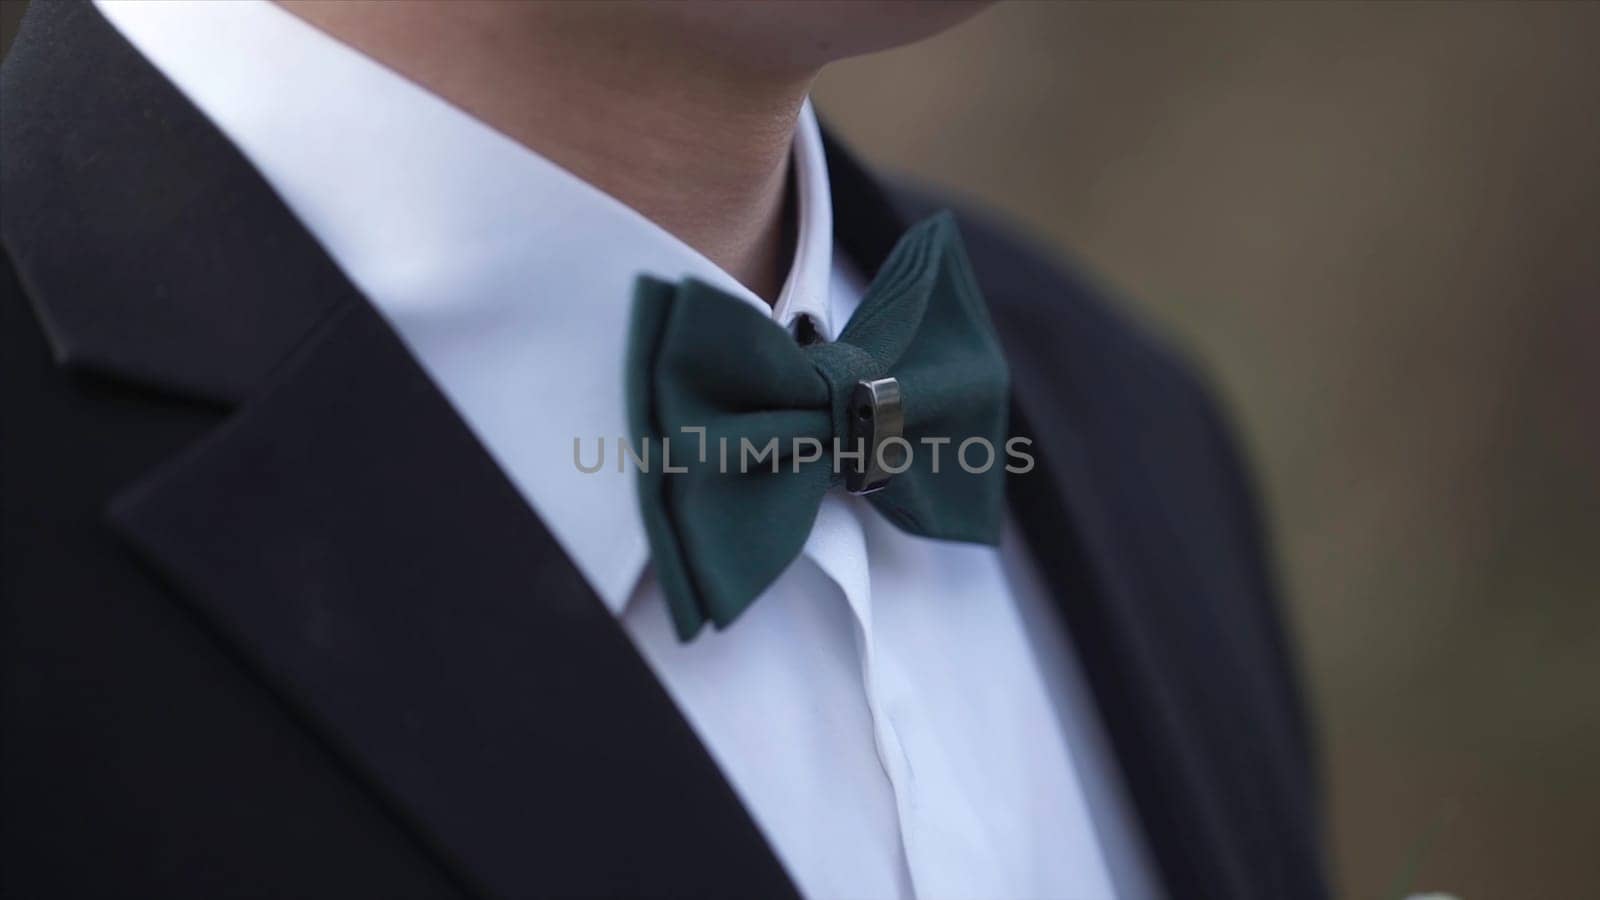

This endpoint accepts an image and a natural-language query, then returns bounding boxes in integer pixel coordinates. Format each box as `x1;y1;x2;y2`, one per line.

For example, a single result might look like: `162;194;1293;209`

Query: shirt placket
802;495;1005;899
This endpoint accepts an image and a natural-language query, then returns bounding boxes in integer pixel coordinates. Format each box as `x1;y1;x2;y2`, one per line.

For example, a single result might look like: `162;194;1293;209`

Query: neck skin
280;1;815;301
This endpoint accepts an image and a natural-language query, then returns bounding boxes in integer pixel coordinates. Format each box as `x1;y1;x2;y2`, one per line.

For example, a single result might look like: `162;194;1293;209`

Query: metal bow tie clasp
846;377;904;494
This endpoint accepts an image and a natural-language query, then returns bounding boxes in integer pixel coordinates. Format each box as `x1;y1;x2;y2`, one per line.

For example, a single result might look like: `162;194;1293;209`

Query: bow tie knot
805;339;888;461
627;211;1012;640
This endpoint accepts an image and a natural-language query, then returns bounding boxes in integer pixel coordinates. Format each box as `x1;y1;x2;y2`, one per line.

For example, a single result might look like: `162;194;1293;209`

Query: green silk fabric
627;211;1011;640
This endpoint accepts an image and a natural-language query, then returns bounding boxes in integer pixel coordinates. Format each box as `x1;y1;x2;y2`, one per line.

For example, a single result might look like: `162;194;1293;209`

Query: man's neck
280;1;815;301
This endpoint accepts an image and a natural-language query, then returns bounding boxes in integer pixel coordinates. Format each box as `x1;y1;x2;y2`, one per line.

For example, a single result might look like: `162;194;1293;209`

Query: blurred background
5;2;1598;896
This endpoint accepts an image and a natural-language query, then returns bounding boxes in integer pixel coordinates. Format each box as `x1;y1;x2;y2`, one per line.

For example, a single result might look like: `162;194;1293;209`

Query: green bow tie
626;211;1012;640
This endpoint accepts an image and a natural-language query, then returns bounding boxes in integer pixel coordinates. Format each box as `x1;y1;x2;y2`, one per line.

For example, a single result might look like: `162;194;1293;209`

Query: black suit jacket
1;2;1326;897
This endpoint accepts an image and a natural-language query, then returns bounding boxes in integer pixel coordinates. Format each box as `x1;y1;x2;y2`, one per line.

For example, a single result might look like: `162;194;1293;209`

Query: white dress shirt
96;3;1160;897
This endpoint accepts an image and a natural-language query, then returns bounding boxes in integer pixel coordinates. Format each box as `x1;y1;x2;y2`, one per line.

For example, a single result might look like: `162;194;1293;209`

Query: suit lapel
106;298;797;898
4;4;797;896
999;382;1248;898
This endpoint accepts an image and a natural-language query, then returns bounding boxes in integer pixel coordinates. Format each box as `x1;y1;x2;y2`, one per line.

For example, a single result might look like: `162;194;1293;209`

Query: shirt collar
96;0;838;616
772;110;837;342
